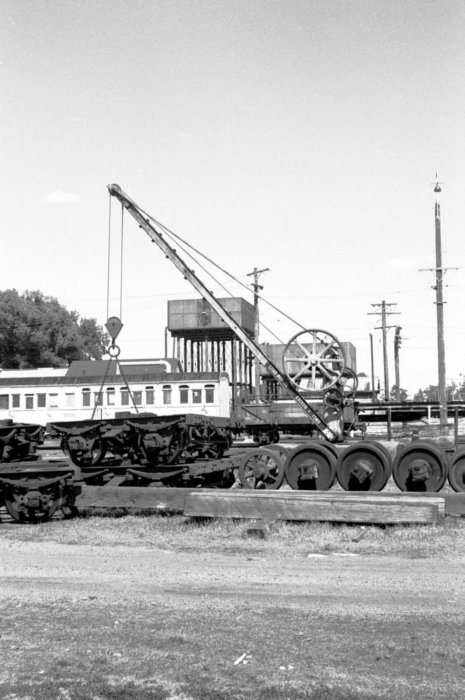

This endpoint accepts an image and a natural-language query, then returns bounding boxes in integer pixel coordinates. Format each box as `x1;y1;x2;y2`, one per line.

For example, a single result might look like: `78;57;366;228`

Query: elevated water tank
167;297;255;339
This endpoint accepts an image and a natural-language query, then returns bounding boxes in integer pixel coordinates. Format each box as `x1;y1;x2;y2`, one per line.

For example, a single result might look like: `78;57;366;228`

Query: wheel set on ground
283;443;337;490
238;447;287;490
336;441;392;491
448;448;465;492
392;441;448;492
237;439;465;493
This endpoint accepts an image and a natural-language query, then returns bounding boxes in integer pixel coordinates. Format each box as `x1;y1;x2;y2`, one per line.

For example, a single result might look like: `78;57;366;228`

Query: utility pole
368;301;401;401
434;180;447;426
420;176;458;427
246;266;269;400
394;326;402;401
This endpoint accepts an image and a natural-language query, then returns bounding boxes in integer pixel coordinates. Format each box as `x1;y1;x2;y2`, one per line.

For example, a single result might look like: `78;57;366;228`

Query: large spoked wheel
263;443;290;464
284;442;337;490
188;425;230;460
336;441;392;491
282;329;346;392
338;368;359;400
238;448;285;490
448;448;465;492
393;441;447;492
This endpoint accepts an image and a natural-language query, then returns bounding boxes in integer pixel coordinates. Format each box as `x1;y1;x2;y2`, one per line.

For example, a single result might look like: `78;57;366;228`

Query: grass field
2;509;465;557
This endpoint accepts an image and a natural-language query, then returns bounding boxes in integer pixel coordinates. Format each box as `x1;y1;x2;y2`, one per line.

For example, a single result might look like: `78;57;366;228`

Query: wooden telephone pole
394;326;402;400
434;181;447;426
368;301;401;401
420;177;458;427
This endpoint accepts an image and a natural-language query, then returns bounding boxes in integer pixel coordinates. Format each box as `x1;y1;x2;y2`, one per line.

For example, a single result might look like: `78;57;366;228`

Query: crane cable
106;194;125;321
148;210;307;330
134;204;308;344
119;204;124;320
150;224;288;347
106;195;112;320
102;195;139;416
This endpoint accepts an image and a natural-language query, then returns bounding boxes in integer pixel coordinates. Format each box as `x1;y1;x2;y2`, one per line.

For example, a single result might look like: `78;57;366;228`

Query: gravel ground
2;533;465;699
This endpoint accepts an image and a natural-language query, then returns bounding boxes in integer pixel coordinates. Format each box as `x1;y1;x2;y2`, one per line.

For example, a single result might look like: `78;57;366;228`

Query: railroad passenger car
0;359;231;425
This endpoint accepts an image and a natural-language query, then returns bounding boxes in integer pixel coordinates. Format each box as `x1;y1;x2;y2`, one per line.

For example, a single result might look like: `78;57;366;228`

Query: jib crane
107;184;345;443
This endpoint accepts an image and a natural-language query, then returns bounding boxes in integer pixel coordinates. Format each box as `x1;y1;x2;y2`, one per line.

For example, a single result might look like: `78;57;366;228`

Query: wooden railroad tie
183;491;445;525
73;486;465;523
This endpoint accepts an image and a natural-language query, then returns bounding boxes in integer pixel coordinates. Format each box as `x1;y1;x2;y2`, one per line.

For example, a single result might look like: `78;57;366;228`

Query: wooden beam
75;485;192;512
74;485;465;521
183;491;445;524
443;493;465;517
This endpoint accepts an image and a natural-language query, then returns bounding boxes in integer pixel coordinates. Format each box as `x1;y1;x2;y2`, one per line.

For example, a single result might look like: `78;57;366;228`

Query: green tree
413;388;426;402
390;385;409;401
0;289;109;369
412;383;464;402
420;384;439;402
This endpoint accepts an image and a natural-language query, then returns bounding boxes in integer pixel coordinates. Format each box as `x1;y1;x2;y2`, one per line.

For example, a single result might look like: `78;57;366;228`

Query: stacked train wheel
284;442;337;490
238;448;286;490
448;448;465;492
392;440;447;492
336;441;392;491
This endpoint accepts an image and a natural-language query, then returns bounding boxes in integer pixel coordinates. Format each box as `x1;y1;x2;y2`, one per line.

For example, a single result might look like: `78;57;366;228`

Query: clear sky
1;0;464;397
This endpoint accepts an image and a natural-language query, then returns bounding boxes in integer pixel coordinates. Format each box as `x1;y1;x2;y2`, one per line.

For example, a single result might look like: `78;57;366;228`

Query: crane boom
107;184;342;442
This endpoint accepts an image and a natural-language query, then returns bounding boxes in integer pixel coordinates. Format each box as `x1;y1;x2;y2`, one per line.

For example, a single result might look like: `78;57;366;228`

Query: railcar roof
65;359;182;376
0;372;224;388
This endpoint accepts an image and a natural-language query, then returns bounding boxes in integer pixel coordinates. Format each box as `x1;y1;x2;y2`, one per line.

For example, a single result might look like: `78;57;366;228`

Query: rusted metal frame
126;466;186;483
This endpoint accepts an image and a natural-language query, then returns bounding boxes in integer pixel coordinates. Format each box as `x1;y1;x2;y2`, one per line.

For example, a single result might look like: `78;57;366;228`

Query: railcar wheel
61;504;80;519
190;425;230;460
163;429;186;465
282;329;346;392
447;448;465;492
284;442;337;490
202;445;226;460
264;443;291;484
4;481;64;523
336;441;391;491
62;437;106;467
393;441;447;492
264;444;290;462
252;428;280;446
238;448;285;490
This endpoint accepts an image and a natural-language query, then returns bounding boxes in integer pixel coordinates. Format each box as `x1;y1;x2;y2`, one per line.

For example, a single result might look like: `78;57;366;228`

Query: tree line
0;289;108;369
389;383;465;402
